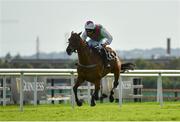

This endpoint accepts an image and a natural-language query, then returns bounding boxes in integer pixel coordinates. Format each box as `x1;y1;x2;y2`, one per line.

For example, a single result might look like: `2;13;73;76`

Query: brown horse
66;32;134;106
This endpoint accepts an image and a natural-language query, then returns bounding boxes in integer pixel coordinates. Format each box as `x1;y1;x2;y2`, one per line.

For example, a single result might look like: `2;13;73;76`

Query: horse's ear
71;31;74;35
78;32;82;36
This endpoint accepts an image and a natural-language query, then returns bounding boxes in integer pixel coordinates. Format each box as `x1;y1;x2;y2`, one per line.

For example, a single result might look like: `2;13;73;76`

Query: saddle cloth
102;47;116;61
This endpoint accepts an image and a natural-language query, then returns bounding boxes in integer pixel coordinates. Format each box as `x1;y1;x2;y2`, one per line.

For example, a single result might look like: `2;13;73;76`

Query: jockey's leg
88;39;110;68
100;48;111;68
99;40;111;68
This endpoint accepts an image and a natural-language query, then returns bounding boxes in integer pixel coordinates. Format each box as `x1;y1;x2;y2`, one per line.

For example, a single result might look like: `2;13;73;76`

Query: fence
0;69;180;111
142;89;180;101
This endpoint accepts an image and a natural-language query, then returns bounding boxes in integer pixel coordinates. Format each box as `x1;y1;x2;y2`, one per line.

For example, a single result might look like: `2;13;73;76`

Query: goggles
86;29;94;33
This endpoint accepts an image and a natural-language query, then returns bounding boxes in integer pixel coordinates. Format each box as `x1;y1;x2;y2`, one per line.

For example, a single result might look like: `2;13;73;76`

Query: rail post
3;76;6;106
157;75;160;103
157;73;163;107
34;75;37;106
20;72;24;112
118;76;123;107
87;82;91;105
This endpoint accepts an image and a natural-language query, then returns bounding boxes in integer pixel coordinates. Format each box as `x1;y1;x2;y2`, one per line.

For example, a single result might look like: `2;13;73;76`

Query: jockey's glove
94;45;101;50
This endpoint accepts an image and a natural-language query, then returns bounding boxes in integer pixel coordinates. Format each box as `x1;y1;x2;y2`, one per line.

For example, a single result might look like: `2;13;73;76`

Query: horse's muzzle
66;47;73;55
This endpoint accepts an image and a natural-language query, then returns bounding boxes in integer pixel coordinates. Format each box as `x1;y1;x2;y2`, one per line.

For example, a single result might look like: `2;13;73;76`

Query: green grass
1;102;180;121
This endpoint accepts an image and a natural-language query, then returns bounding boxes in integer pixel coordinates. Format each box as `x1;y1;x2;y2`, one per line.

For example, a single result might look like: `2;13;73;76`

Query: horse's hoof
77;101;83;106
109;95;114;102
91;99;96;106
91;102;96;107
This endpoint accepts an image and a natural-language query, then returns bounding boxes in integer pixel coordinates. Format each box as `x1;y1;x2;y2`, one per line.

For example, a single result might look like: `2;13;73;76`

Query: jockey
81;21;113;68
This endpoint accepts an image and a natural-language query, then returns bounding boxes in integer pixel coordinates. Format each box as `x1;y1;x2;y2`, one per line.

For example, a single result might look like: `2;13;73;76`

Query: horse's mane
80;38;88;47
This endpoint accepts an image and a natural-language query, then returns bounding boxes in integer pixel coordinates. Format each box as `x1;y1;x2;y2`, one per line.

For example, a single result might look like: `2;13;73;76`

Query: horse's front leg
73;77;84;106
91;80;100;106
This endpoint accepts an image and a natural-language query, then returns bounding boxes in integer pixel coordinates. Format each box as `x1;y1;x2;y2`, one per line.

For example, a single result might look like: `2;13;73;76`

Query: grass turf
0;102;180;121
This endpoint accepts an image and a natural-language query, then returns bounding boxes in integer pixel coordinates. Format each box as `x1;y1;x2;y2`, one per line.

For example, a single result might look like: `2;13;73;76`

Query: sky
0;0;179;56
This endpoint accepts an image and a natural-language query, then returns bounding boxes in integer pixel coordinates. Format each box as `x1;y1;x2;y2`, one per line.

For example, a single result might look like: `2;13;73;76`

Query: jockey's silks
87;25;104;42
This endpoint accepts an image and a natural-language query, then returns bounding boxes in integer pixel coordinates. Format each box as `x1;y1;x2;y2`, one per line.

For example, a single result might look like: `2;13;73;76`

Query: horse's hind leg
109;69;120;102
73;77;84;106
91;80;100;106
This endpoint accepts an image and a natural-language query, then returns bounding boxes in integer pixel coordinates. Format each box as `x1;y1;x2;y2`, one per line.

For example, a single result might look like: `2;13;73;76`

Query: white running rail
0;69;180;111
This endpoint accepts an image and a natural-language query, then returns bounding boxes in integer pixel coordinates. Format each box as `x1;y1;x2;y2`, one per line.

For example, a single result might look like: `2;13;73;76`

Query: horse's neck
77;42;92;65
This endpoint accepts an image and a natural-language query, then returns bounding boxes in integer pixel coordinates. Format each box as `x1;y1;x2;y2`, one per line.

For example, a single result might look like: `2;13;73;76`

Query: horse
66;31;135;106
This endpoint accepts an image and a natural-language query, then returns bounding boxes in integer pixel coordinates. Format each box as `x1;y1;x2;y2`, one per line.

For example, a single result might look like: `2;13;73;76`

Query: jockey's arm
101;27;113;46
81;31;87;41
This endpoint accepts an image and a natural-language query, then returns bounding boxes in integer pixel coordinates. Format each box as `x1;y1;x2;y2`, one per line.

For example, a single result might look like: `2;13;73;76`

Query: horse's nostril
66;48;72;55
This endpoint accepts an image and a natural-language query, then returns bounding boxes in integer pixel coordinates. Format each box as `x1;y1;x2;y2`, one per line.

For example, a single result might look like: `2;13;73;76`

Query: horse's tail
121;63;135;73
